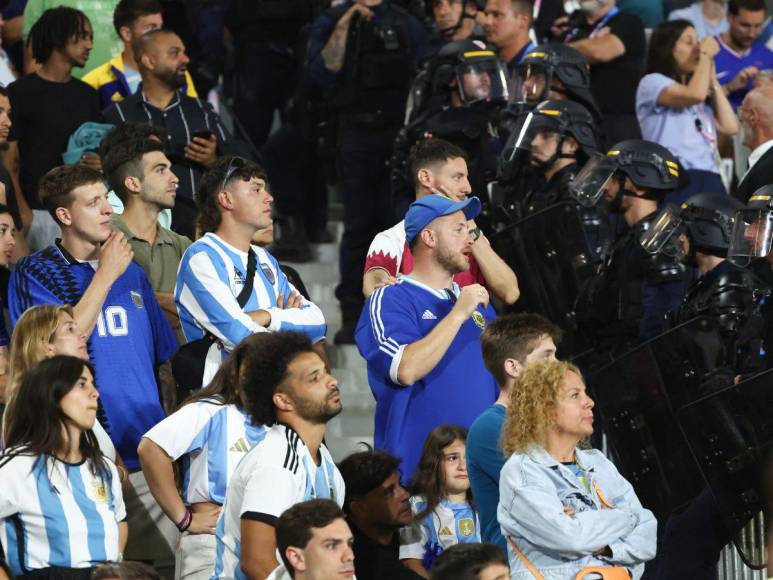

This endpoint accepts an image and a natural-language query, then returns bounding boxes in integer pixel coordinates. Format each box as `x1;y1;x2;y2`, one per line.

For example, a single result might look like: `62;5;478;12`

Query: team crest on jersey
458;518;475;537
233;270;245;286
92;480;108;502
130;290;144;309
260;263;275;285
471;311;486;329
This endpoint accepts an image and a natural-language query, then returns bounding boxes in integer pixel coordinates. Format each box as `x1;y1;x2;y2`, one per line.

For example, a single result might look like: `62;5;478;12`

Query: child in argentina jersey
0;451;125;576
211;423;345;580
175;234;326;382
399;425;480;576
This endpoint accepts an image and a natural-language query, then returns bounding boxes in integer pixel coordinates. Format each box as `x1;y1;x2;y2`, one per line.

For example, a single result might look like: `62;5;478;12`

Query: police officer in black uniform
641;192;770;374
571;139;691;359
728;184;773;370
391;38;508;221
425;0;485;54
306;0;427;344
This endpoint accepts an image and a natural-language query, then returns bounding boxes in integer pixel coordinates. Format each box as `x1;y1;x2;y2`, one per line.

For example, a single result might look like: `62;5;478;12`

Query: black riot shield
489;201;597;337
587;316;728;522
677;369;773;568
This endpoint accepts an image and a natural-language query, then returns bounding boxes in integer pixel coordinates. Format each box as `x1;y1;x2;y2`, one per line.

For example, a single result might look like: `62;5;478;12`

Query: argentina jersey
211;423;345;580
0;452;125;576
143;400;267;504
175;233;327;349
8;243;178;470
399;496;480;568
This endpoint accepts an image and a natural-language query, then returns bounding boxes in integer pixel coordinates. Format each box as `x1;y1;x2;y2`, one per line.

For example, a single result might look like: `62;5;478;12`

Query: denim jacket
497;446;656;580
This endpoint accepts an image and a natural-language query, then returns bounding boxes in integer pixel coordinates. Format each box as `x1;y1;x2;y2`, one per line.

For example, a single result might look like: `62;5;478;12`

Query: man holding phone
102;29;251;238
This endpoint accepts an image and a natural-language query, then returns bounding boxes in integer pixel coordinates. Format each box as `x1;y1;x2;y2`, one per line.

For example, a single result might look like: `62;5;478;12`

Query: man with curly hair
211;331;345;580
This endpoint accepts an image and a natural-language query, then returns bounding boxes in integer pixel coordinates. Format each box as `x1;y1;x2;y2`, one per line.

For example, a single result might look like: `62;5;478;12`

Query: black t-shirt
350;524;424;580
568;10;645;116
7;73;100;209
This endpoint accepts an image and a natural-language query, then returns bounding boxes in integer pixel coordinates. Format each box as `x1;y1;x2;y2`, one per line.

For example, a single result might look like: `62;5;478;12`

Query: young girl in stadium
498;360;656;580
138;333;270;580
0;356;127;578
2;305;116;462
399;424;480;578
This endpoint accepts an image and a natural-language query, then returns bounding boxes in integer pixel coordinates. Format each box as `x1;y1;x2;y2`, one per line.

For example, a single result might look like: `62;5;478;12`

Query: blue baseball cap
405;195;482;244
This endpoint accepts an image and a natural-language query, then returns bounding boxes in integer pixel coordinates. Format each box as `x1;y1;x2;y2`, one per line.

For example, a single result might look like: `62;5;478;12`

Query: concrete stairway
284;224;376;461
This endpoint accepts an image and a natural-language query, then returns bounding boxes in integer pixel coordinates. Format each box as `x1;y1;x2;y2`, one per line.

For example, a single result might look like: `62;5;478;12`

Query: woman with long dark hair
399;424;480;578
0;356;127;578
636;19;738;205
137;333;269;580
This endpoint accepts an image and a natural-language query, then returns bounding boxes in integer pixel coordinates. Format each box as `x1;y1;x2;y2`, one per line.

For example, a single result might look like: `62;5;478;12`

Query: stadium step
283;218;375;461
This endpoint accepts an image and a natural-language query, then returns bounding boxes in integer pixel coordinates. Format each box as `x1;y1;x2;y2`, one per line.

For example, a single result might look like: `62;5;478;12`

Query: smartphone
191;129;214;141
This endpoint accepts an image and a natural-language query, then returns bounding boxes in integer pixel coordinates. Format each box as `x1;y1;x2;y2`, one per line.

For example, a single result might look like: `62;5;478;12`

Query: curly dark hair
430;543;507;579
195;156;267;234
29;6;91;64
238;331;314;426
411;425;472;521
337;447;402;513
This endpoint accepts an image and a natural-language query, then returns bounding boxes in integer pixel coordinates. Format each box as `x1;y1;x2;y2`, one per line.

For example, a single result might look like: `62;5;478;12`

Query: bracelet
176;509;193;532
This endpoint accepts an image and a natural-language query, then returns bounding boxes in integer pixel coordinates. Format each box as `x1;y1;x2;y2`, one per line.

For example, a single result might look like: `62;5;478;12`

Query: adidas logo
421;310;437;320
229;438;249;453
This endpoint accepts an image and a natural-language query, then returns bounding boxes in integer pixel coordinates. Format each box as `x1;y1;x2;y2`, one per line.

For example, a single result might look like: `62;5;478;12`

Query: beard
436;244;470;275
157;67;186;90
293;391;343;425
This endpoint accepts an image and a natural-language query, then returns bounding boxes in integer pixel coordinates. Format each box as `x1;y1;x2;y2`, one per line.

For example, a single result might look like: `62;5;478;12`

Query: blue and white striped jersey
211;423;345;580
142;399;267;504
399;496;480;568
0;451;125;576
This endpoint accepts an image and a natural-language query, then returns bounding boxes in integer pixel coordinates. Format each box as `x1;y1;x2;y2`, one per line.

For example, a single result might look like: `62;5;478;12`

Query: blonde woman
497;360;656;580
2;305;115;461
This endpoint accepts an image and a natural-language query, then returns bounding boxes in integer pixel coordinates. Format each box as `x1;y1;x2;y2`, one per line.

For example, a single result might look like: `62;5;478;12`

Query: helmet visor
727;208;773;266
456;60;509;104
640;204;683;256
569;154;617;207
510;64;550;105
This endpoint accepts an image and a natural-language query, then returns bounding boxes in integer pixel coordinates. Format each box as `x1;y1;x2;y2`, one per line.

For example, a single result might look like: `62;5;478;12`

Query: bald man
101;29;251;238
736;83;773;202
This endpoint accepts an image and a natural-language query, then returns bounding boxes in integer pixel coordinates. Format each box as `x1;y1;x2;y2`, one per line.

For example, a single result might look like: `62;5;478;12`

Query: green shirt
23;0;122;79
110;214;191;294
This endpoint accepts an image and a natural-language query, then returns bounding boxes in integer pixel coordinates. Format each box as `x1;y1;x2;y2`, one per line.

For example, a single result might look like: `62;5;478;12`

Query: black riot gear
571;140;681;208
424;0;485;38
728;184;773;267
510;43;600;119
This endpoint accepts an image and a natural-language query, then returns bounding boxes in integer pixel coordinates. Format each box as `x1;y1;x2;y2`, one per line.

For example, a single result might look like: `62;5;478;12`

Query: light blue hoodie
498;446;656;579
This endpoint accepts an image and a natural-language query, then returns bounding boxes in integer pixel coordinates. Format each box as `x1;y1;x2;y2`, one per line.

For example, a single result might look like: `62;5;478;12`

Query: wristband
176;509;193;532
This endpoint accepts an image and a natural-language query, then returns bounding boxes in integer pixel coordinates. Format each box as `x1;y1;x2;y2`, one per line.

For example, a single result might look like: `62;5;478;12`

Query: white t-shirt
0;450;125;576
143;400;266;504
211;423;345;579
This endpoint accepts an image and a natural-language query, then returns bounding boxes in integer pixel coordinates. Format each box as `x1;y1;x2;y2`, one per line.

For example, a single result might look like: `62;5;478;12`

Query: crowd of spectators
0;0;771;579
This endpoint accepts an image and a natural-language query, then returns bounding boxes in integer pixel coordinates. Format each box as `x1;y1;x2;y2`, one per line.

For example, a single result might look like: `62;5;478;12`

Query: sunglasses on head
219;157;248;193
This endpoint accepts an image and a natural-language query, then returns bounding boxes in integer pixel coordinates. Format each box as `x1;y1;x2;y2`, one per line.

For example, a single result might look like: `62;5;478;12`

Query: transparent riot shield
677;368;773;569
489;201;598;334
587;316;727;522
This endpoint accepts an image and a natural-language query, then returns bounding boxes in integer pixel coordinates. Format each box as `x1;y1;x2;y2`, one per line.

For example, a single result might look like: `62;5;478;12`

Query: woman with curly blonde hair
497;360;656;580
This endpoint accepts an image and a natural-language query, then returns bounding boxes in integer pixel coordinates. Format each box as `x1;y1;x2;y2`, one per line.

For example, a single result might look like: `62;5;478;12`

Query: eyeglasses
219;156;247;193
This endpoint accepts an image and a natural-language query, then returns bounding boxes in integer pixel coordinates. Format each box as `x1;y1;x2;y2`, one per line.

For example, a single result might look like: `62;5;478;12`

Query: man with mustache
355;194;498;482
212;331;345;580
101;29;250;239
4;7;100;253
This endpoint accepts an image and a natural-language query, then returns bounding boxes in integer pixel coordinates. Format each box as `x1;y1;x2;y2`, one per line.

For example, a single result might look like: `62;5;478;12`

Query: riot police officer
306;0;427;343
391;38;509;223
728;184;773;370
426;0;484;54
571;139;691;358
641;192;770;374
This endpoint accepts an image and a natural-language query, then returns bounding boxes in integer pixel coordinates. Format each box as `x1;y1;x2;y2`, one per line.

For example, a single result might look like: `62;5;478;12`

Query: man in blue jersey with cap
355;194;499;482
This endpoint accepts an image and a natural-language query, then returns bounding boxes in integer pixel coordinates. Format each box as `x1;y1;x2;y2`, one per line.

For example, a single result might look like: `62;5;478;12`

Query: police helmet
727;184;773;266
641;192;744;258
431;38;509;105
571;140;681;207
512;44;599;118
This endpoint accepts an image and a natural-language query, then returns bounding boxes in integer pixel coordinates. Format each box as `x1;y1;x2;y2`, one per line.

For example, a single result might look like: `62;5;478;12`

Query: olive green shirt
110;214;191;293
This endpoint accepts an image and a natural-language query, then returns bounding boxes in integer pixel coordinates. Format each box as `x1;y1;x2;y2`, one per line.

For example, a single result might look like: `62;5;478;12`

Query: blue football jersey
9;243;178;469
